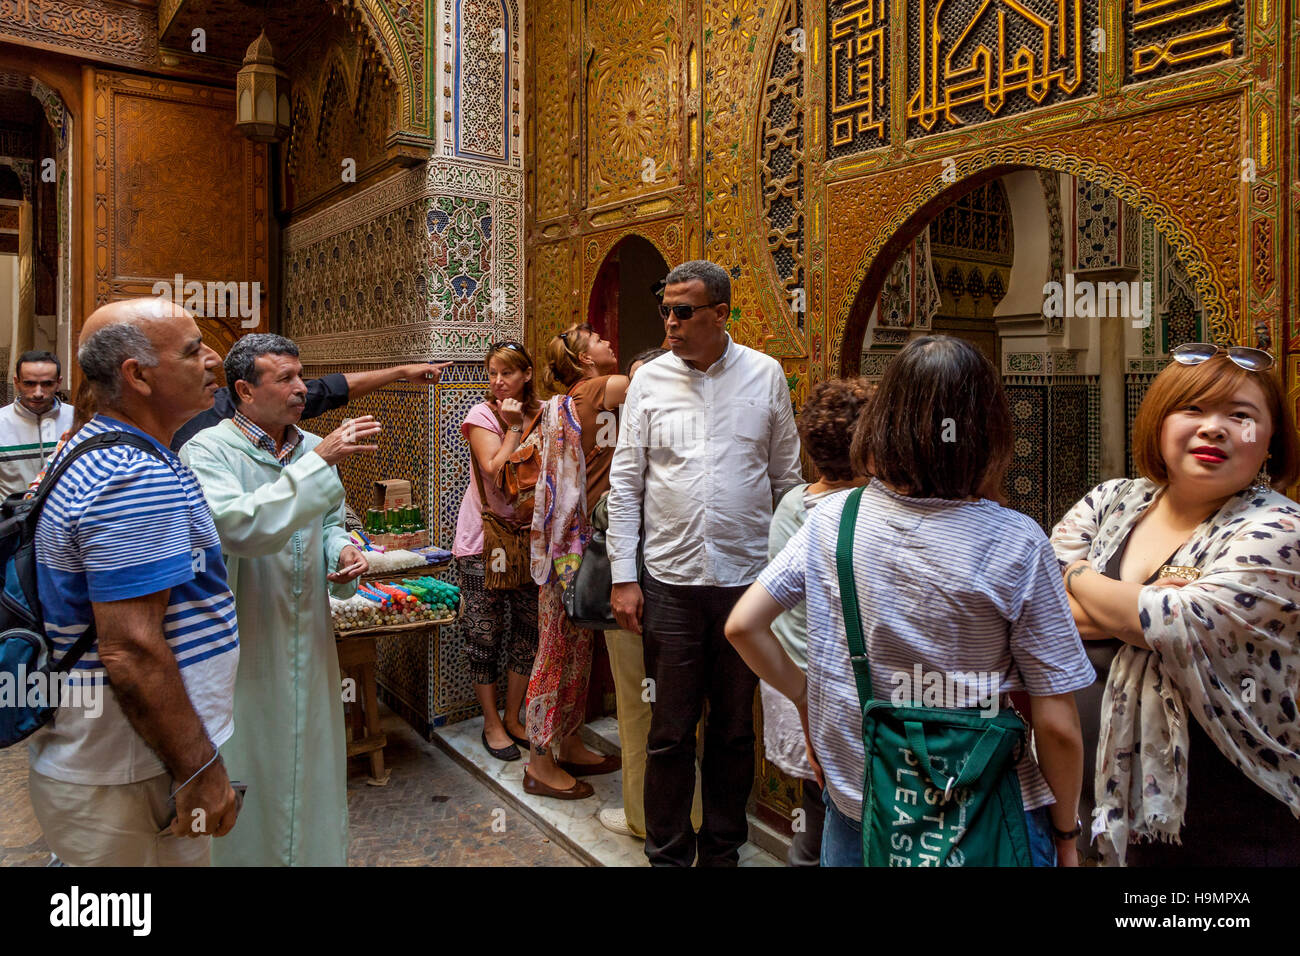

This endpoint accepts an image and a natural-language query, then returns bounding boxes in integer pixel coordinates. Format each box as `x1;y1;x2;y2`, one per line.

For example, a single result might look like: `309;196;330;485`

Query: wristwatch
1050;817;1083;841
508;424;522;433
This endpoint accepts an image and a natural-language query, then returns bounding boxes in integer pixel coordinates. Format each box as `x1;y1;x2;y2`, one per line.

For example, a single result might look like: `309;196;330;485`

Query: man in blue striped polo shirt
29;297;242;866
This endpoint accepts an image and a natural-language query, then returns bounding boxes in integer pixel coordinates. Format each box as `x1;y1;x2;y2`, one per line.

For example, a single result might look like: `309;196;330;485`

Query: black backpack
0;430;166;747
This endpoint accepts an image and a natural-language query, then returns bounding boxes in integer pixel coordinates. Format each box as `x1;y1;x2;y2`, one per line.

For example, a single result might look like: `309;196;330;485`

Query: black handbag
563;494;638;630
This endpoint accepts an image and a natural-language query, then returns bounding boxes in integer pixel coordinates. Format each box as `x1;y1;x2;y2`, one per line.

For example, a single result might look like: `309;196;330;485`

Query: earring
1249;455;1273;494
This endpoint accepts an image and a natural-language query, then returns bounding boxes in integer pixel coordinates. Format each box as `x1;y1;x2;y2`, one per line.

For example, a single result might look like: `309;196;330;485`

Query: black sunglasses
657;302;725;322
559;324;593;348
489;341;531;363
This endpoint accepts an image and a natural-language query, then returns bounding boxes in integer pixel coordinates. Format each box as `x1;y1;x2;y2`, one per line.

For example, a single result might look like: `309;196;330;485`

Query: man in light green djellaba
180;333;380;866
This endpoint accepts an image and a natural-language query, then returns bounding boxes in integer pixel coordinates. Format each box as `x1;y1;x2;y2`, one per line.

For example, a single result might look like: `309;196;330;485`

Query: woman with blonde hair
1052;343;1300;865
454;341;541;761
519;324;625;798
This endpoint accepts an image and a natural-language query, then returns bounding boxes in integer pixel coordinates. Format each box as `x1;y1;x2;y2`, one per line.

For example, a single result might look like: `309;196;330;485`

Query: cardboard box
373;479;412;511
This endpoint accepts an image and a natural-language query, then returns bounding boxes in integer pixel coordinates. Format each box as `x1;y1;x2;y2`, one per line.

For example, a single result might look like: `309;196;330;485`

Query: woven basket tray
334;613;457;638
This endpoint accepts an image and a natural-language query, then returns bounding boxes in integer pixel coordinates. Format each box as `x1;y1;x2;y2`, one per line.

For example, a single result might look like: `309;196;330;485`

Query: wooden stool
336;633;391;786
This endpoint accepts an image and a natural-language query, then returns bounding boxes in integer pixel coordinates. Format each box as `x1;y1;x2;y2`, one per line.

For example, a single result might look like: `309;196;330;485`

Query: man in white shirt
607;260;802;866
0;350;75;496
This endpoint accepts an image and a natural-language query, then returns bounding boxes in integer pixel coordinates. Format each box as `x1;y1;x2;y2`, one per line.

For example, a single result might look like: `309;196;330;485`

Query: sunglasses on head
1171;342;1274;372
559;324;593;348
657;302;725;322
490;341;528;357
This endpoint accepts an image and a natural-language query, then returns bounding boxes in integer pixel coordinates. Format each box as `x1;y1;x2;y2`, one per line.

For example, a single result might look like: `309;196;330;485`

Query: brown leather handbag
472;455;532;590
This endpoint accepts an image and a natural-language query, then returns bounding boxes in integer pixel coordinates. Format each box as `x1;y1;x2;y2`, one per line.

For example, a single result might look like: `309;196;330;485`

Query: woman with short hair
760;377;873;866
726;335;1094;866
1052;343;1300;865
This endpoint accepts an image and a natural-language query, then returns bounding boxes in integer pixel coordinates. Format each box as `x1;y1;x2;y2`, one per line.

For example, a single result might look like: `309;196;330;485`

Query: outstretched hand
315;415;381;466
400;361;452;384
328;545;368;583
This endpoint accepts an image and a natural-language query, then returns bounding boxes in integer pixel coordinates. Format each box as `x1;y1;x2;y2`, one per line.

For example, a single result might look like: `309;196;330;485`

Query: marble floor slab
434;715;782;867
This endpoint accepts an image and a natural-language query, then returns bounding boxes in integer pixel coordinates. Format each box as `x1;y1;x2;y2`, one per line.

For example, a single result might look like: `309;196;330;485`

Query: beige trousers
28;768;211;867
605;628;702;837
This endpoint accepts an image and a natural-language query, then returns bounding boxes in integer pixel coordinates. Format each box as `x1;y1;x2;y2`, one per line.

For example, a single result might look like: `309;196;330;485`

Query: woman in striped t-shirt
726;335;1095;867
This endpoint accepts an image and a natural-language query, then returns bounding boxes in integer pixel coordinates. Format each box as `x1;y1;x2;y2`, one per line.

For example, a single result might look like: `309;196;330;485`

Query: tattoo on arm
1065;564;1088;595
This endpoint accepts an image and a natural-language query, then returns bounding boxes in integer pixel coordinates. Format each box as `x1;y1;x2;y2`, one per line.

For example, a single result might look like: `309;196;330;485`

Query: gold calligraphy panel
827;0;888;157
1124;0;1243;83
906;0;1099;137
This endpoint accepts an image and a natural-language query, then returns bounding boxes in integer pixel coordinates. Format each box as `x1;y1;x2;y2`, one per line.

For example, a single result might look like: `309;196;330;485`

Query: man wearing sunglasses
606;259;803;866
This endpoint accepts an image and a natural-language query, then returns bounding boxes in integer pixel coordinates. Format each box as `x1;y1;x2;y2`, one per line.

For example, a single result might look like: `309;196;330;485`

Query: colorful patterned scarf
529;394;589;586
525;394;593;752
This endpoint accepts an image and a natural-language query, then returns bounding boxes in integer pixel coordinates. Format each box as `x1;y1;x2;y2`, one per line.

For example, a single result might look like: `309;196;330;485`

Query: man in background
0;350;75;496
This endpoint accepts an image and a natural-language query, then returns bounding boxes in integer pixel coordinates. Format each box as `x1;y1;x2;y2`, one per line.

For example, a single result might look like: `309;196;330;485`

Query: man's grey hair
664;260;731;307
225;333;300;405
78;324;158;404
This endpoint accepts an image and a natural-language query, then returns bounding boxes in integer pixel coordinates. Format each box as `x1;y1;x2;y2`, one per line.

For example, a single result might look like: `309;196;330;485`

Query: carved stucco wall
280;0;526;728
527;0;1286;405
525;0;1295;818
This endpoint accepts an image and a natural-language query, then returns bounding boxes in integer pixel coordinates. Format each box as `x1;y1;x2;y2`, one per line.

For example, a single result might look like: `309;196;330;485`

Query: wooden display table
334;562;456;785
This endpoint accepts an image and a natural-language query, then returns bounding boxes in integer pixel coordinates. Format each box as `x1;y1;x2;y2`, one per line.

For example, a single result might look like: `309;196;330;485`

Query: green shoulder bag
836;486;1032;867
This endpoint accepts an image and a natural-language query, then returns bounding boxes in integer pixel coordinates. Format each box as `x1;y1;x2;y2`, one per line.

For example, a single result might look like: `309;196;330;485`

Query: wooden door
83;68;269;363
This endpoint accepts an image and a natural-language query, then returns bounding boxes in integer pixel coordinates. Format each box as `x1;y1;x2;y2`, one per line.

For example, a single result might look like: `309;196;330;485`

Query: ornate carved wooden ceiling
158;0;333;64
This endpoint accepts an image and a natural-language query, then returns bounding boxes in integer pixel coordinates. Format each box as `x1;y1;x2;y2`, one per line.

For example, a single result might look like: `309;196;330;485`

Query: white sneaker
599;808;642;839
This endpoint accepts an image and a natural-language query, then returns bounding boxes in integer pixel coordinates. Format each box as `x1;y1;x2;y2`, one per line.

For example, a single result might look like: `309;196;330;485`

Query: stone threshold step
578;716;793;861
432;715;785;867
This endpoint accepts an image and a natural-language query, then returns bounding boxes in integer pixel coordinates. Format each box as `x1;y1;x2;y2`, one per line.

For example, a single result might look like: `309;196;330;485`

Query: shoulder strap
520;404;544;441
27;430;167;674
28;430;167;520
470;407;506;507
836;486;873;708
469;446;490;511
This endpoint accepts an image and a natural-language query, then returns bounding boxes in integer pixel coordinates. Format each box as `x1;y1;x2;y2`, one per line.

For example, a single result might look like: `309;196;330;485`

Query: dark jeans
641;573;758;867
788;779;825;867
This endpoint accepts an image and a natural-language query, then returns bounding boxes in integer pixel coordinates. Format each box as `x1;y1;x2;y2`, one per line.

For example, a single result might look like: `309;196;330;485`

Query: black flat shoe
482;730;521;762
505;728;531;750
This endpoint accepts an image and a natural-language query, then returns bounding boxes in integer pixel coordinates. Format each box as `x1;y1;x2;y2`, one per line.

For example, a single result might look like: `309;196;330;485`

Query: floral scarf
1052;477;1300;865
529;395;589;586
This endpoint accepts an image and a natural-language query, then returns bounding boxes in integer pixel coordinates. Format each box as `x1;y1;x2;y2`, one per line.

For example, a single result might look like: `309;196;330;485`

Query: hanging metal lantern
236;30;290;142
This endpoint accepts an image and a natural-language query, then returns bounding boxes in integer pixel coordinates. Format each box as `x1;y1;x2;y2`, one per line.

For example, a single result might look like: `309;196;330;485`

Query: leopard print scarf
1052;478;1300;865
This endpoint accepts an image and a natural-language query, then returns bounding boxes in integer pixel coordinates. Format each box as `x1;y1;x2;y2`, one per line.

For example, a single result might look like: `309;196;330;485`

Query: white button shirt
607;336;802;588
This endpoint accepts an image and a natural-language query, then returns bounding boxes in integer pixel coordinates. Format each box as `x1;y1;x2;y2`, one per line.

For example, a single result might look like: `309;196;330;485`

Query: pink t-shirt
454;402;519;558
